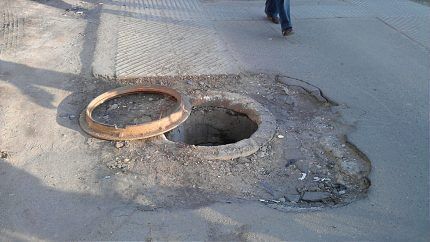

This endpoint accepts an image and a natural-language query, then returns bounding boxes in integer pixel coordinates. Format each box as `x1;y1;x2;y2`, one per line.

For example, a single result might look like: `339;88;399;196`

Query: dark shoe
282;28;293;36
266;15;280;24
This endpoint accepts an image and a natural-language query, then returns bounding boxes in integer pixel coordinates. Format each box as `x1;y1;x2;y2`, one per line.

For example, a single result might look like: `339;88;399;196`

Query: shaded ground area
166;106;259;146
412;0;430;6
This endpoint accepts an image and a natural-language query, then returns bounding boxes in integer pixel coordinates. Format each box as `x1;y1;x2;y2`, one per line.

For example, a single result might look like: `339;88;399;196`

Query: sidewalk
93;1;430;239
93;0;430;78
1;0;429;240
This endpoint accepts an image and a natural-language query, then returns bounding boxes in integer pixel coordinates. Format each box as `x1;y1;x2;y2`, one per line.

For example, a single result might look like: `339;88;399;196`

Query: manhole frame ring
79;85;191;141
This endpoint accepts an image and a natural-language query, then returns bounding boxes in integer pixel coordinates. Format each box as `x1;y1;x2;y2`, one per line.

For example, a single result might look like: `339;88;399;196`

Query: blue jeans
265;0;292;30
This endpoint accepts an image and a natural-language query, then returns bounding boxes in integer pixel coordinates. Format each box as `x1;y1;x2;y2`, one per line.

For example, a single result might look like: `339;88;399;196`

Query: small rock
124;158;130;162
338;190;346;195
279;197;286;203
148;97;154;101
285;96;294;105
277;135;285;139
186;80;193;85
298;172;307;180
285;194;301;203
1;151;8;159
108;104;119;111
198;81;205;86
301;191;331;202
68;115;76;120
115;141;125;149
104;176;111;179
340;160;361;176
285;158;297;168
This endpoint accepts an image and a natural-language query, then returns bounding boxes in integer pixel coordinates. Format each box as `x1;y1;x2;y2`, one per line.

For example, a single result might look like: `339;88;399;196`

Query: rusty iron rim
79;85;191;141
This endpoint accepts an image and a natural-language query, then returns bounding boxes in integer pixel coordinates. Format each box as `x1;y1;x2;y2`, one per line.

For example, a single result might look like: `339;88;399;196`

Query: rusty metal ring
79;85;191;141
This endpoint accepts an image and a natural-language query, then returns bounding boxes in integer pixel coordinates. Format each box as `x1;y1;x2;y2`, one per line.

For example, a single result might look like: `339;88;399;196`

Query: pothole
82;74;371;211
165;106;258;146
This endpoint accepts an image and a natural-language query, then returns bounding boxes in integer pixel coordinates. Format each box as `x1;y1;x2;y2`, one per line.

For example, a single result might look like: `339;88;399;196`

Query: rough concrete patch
0;7;25;55
277;75;335;104
92;93;178;127
319;135;371;191
92;7;119;79
77;73;371;211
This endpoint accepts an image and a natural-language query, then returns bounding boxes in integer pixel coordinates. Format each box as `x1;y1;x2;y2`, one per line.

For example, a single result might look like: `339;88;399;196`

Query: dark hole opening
165;106;258;146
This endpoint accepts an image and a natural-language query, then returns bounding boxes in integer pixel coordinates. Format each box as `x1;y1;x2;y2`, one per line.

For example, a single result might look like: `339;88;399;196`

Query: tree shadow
1;0;105;132
0;160;261;241
30;0;74;10
0;59;119;133
0;160;140;240
0;60;74;110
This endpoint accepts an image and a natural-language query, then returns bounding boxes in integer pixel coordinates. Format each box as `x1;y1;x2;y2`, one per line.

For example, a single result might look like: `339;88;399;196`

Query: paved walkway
93;0;430;240
94;0;430;78
0;0;428;240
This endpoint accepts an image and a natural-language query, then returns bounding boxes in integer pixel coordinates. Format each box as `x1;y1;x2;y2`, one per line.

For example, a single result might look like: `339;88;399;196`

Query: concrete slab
214;12;429;240
93;0;240;78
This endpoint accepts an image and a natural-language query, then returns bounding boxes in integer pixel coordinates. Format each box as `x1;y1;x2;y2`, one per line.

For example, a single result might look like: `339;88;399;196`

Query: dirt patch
78;73;371;211
92;93;177;128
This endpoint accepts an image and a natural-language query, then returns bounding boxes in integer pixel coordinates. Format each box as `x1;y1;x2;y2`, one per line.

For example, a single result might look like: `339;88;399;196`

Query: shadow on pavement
0;160;283;241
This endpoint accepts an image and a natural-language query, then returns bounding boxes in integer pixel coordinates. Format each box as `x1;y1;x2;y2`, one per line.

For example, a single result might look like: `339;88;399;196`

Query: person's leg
265;0;274;16
265;0;279;23
265;0;270;16
285;0;291;27
276;0;292;33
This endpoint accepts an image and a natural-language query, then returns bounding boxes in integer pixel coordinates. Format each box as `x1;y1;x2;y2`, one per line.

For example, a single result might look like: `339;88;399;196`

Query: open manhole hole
165;106;258;146
162;91;276;160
